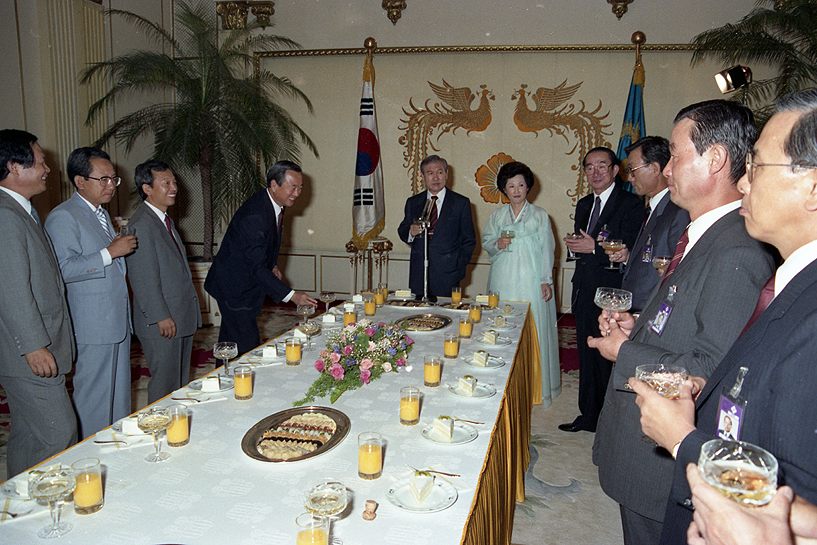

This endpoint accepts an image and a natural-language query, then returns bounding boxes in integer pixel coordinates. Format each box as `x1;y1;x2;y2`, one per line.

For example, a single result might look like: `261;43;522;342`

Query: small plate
489;322;517;331
448;383;497;398
386;479;458;513
462;355;506;369
0;499;35;522
476;336;512;346
421;422;478;445
189;375;235;392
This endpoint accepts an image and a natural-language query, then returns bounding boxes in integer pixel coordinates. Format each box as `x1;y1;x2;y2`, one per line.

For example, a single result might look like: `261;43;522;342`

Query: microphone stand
416;199;433;302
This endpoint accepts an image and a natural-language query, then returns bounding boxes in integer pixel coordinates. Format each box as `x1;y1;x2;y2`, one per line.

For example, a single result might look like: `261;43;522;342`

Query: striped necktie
660;228;689;286
95;207;113;241
740;274;776;335
428;196;438;237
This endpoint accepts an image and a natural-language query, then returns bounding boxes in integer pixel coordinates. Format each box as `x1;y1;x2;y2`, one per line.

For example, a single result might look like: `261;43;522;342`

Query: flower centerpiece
293;319;414;405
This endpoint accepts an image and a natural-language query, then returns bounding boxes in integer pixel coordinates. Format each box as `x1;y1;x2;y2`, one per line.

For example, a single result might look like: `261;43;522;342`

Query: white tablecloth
1;301;532;544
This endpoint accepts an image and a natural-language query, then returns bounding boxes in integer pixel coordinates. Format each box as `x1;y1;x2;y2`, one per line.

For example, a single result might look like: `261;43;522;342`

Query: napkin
93;430;152;452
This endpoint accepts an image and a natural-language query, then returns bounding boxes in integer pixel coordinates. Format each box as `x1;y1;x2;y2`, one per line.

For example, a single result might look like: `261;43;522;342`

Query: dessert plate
189;376;234;391
476;336;512;346
386;479;458;513
421;422;478;445
447;383;497;398
462;355;506;369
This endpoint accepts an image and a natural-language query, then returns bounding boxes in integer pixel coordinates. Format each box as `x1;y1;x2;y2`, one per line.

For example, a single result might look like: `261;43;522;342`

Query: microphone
417;198;433;227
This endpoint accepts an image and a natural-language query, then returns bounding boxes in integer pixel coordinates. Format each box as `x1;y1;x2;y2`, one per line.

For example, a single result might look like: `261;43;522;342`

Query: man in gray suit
587;101;776;544
126;160;201;403
0;129;77;477
45;147;136;438
606;136;690;312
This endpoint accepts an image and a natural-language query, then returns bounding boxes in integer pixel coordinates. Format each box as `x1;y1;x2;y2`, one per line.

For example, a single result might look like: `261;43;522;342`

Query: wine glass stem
223;358;229;376
49;499;62;531
152;431;160;458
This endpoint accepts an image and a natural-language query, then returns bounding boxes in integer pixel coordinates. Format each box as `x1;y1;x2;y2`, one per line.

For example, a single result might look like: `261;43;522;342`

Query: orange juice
468;305;482;323
379;286;388;301
444;337;459;359
296;528;328;545
373;292;385;306
458;320;473;338
286;342;302;365
364;300;376;316
74;472;103;513
358;443;382;479
400;396;420;425
344;311;357;326
167;413;189;446
488;292;499;308
451;289;462;304
424;359;441;387
234;373;253;400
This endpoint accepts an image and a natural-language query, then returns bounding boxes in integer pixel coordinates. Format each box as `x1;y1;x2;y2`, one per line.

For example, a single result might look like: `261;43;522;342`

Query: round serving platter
241;406;351;463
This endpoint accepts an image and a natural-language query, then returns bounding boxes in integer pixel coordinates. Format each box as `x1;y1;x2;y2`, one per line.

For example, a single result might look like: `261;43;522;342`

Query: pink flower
382;362;392;373
359;358;373;371
405;336;414;345
342;345;353;356
329;352;341;364
320;349;329;359
396;357;406;367
360;369;371;383
365;328;375;336
315;360;325;372
330;363;345;380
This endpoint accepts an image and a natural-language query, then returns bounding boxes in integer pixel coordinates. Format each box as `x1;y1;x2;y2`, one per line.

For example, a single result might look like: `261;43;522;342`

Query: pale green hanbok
483;201;561;406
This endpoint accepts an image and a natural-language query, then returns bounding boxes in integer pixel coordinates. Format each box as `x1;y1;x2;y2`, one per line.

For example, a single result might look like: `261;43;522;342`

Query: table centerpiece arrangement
294;319;414;405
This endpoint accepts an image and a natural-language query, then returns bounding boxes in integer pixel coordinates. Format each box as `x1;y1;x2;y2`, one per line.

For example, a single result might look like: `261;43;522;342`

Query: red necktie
165;214;183;256
428;196;438;237
740;275;776;335
661;229;689;286
277;209;284;237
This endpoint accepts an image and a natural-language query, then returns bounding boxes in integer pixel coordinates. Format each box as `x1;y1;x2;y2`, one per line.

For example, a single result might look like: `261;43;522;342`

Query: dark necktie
428;196;438;237
164;214;183;256
740;274;776;335
588;196;601;234
661;228;689;286
643;204;652;229
277;208;284;237
30;207;42;228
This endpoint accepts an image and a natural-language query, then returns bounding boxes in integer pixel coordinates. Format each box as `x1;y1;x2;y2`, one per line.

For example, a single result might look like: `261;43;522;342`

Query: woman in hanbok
483;161;560;406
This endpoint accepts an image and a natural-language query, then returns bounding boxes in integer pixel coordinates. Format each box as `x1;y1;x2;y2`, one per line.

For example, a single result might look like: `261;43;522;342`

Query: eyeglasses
86;175;121;187
584;163;610;174
745;153;817;183
624;164;649;176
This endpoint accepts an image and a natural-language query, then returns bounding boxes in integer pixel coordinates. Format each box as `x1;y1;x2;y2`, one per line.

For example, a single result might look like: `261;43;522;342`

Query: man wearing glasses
45;147;136;438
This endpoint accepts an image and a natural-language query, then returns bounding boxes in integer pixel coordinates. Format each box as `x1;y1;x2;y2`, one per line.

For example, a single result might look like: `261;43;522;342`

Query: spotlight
715;66;752;94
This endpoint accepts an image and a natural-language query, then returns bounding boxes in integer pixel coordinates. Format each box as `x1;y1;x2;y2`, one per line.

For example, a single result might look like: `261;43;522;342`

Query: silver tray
394;314;453;332
241;406;351;463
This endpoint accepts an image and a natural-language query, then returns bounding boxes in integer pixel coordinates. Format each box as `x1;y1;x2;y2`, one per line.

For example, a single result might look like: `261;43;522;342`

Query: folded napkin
93;429;152;452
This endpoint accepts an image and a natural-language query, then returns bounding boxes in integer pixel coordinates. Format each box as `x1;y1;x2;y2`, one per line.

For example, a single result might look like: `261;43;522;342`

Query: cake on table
431;415;454;442
483;329;498;344
459;375;477;396
409;470;436;504
473;350;489;367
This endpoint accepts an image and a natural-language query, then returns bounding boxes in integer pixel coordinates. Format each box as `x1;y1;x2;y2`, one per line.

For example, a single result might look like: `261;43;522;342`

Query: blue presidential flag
352;52;386;250
617;51;646;193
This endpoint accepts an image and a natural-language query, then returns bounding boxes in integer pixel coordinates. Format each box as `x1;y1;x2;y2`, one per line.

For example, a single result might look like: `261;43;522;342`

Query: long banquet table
1;299;540;544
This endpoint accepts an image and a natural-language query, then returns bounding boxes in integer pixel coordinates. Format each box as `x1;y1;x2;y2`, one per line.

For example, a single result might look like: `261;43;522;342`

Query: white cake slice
409;471;436;504
395;289;412;298
473;350;489;367
352;294;364;302
494;315;506;328
483;329;498;344
322;313;336;323
476;294;489;304
502;304;514;315
262;345;277;359
459;375;477;396
431;415;455;442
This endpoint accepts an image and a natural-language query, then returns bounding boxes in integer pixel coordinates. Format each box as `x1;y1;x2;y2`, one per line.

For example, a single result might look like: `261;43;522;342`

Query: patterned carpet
0;307;621;544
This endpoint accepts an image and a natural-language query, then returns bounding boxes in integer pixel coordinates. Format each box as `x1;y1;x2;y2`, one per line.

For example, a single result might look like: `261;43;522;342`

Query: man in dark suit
205;161;317;355
0;129;77;477
559;147;643;433
397;155;476;300
126;160;202;403
587;101;775;545
45;147;136;439
606;137;689;312
630;90;817;545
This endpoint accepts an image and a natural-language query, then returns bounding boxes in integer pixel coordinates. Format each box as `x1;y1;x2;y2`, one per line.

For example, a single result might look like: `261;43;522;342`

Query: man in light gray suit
606;136;690;312
45;147;136;439
587;101;776;544
0;129;77;477
126;160;201;403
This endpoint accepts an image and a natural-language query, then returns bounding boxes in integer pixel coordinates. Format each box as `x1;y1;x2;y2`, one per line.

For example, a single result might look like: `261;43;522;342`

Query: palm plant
82;1;317;260
690;0;817;123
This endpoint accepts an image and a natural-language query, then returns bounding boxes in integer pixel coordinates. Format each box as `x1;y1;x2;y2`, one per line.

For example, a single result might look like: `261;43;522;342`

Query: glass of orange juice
71;458;103;515
451;286;462;304
343;303;357;326
444;332;460;359
363;293;376;316
468;302;482;323
286;337;302;366
488;290;499;309
458;318;473;339
378;282;388;305
295;513;329;545
166;403;190;447
358;432;383;479
400;386;420;425
234;366;254;400
424;355;442;387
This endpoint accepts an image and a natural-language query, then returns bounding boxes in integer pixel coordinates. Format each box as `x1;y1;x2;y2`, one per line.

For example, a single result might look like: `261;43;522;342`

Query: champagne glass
138;407;172;463
635;364;688;399
600;239;624;270
652;256;671;277
297;304;317;326
304;480;347;518
29;467;76;538
298;319;321;350
698;439;778;506
594;287;632;332
499;229;515;252
213;341;238;376
565;232;582;261
319;292;336;312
